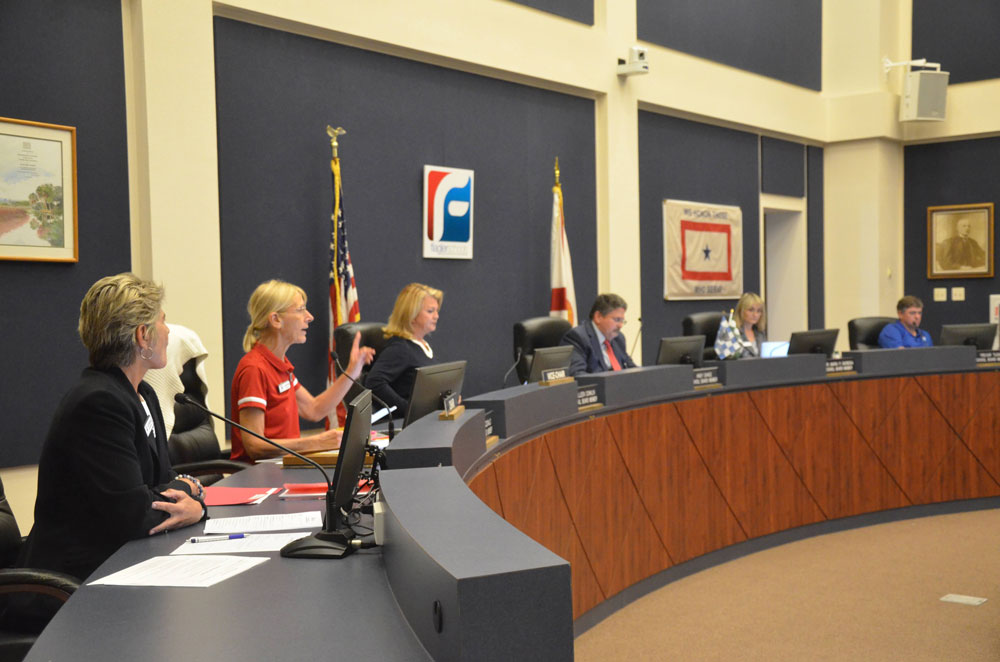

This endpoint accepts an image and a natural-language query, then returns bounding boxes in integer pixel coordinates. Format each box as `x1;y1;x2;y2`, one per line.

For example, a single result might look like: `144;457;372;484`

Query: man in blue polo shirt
878;295;933;348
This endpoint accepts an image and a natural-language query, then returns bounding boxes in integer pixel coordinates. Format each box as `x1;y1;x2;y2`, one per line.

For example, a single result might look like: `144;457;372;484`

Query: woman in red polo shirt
230;280;373;462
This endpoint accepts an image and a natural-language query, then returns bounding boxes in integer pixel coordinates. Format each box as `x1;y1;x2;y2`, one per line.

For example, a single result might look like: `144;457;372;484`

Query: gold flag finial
326;125;346;158
554;157;560;186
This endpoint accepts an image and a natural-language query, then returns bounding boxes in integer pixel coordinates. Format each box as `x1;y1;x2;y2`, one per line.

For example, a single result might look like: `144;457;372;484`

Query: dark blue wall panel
507;0;593;25
904;137;1000;339
913;0;1000;84
807;146;824;330
638;112;760;363
637;0;822;90
215;19;597;416
0;0;131;468
761;137;804;197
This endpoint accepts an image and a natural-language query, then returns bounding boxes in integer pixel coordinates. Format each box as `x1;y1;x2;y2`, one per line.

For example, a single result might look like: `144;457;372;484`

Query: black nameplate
577;384;601;409
976;350;1000;366
693;366;720;388
542;367;568;382
442;392;460;414
826;358;856;375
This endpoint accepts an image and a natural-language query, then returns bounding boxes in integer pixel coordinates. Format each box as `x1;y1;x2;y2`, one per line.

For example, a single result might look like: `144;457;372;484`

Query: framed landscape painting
0;117;78;262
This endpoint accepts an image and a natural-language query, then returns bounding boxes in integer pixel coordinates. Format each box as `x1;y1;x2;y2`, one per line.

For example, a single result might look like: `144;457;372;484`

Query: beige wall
6;0;1000;528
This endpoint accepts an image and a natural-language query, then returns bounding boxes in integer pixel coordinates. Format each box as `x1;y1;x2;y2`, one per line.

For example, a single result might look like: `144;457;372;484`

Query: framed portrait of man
927;203;994;279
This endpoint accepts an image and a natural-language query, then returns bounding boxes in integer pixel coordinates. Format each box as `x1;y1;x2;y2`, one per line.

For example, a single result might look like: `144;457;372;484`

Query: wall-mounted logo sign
423;165;474;259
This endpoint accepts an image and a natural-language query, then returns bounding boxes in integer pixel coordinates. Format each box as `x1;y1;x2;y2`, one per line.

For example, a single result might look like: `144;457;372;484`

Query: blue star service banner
663;199;743;300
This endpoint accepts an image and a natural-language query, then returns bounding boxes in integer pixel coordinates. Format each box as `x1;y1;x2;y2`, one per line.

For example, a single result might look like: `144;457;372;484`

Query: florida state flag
550;175;577;325
663;199;743;300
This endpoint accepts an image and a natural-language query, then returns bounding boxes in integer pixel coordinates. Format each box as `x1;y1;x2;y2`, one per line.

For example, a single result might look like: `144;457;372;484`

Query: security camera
617;46;649;76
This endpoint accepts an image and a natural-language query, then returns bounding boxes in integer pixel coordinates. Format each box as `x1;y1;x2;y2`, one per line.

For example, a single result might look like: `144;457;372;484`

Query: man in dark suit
561;293;637;375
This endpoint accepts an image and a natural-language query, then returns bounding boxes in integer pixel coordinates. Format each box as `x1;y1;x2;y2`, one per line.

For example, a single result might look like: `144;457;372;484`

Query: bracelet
176;473;204;501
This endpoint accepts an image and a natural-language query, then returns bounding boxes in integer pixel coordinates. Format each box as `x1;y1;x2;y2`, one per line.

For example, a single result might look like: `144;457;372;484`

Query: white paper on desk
203;510;322;534
371;405;396;424
171;532;308;555
89;555;267;588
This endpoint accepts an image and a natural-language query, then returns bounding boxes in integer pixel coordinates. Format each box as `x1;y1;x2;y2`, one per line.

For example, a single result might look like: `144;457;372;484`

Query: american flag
328;156;360;425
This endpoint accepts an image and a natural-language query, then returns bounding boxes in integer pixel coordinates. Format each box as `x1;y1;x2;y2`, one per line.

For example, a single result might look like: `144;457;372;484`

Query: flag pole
327;125;345;159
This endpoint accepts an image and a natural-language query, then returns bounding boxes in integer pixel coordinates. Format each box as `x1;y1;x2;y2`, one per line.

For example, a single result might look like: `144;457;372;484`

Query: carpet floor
575;508;1000;661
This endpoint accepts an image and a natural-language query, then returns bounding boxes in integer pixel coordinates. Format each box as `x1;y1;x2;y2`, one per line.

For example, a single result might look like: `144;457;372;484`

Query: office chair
141;325;246;483
0;476;79;662
512;317;573;384
168;358;248;484
334;321;389;401
848;316;896;350
682;312;723;361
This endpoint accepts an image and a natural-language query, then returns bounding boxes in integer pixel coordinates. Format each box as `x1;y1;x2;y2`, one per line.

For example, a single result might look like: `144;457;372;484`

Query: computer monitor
760;341;790;358
939;323;997;350
787;328;839;358
526;345;574;382
655;335;705;368
403;360;467;427
330;388;373;522
280;388;372;559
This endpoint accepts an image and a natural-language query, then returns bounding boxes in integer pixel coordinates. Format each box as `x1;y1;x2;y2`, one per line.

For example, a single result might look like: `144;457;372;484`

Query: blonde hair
735;292;766;332
384;283;443;340
243;280;307;352
79;273;164;369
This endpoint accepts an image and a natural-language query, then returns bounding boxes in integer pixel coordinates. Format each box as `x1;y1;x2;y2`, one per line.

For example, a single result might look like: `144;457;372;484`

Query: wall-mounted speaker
899;70;949;122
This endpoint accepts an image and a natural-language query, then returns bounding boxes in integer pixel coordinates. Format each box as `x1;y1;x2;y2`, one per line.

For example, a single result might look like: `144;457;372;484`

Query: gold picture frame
927;202;993;279
0;116;78;262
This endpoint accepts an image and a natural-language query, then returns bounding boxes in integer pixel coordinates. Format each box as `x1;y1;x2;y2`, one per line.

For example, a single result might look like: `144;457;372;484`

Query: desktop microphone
331;355;395;443
501;348;522;388
174;393;356;560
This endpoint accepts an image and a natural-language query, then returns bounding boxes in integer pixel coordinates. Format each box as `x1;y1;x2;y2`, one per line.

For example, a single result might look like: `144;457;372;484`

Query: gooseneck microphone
502;348;522;388
174;393;356;559
630;316;643;358
331;355;395;443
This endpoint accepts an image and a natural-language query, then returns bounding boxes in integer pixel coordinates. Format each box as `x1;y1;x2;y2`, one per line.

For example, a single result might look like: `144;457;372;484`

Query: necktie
604;340;622;371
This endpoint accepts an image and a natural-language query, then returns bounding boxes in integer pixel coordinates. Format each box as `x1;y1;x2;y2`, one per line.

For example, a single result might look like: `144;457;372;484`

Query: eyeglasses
281;306;309;315
609;316;626;325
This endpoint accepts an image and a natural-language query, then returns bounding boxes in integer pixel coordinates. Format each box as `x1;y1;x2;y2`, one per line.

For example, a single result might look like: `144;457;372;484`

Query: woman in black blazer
20;273;206;584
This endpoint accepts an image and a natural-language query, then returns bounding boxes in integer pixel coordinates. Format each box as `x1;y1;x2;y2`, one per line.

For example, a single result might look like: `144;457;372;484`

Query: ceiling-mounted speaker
899;69;949;122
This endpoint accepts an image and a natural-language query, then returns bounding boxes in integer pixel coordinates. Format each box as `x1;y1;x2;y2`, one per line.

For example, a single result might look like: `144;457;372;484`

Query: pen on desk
188;534;249;543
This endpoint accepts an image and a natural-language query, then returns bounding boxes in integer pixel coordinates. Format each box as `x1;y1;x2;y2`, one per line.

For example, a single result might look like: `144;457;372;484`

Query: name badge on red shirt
277;379;291;393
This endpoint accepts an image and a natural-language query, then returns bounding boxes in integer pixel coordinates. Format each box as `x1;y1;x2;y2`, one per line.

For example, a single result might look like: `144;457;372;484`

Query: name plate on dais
693;366;721;389
826;357;856;376
541;367;568;382
577;384;601;410
976;350;1000;367
483;410;494;438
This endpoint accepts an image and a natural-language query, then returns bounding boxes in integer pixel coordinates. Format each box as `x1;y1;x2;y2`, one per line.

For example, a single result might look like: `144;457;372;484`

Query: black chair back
513;317;573;383
167;358;220;466
167;359;248;483
682;311;723;361
334;321;389;400
848;316;896;350
0;476;80;654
